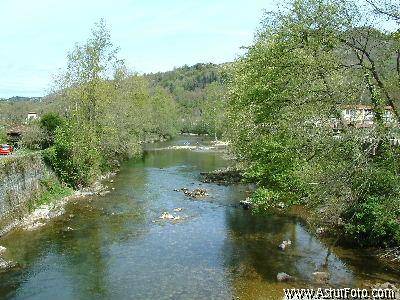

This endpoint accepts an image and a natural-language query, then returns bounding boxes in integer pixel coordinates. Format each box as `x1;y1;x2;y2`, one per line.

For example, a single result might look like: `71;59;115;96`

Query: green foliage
40;112;63;133
149;87;179;138
21;124;45;150
40;112;64;148
200;82;227;139
0;127;6;144
344;197;400;247
43;120;102;188
147;63;227;135
228;0;400;247
34;175;73;208
251;187;281;212
149;63;224;94
43;20;179;188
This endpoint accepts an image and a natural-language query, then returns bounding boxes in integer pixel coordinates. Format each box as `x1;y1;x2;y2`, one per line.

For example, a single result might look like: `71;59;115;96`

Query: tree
40;112;64;148
365;0;400;22
201;82;226;140
228;0;400;246
46;19;179;187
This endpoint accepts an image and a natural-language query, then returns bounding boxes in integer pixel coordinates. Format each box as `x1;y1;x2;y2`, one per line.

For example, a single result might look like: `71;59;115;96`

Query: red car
0;144;13;155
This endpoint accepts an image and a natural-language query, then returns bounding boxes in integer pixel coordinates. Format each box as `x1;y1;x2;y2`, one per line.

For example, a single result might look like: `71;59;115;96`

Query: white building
340;105;395;128
26;112;38;122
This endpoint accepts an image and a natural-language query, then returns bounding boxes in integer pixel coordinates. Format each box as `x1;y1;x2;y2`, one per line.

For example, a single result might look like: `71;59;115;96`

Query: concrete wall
0;153;50;229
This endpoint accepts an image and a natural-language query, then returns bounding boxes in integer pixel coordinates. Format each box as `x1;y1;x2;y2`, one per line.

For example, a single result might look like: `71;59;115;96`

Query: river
0;136;399;299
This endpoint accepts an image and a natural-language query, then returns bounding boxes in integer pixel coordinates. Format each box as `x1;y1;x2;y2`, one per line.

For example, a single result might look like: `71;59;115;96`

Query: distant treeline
146;63;227;136
0;96;43;102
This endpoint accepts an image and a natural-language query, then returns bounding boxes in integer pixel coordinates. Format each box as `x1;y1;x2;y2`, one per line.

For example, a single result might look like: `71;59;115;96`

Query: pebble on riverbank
316;227;326;236
0;242;15;272
239;198;252;210
312;271;330;284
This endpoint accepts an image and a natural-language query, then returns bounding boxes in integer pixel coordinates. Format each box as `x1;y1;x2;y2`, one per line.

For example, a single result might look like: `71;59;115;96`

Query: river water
0;136;399;299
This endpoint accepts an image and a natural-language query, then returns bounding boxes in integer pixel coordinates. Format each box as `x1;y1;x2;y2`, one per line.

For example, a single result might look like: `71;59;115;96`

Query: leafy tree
46;20;179;187
40;112;64;148
201;82;227;140
147;63;227;134
228;0;400;246
0;127;7;144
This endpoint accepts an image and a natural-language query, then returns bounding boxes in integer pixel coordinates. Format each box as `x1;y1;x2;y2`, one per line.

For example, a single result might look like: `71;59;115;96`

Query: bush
344;196;400;247
0;127;7;144
33;175;73;208
251;187;281;212
21;124;45;150
40;112;64;148
43;121;101;188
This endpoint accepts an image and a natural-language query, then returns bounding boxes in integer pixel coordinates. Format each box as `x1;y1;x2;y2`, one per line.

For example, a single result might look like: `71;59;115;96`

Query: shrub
21;124;45;150
40;112;64;148
0;127;7;144
343;196;400;247
33;175;73;208
43;121;101;188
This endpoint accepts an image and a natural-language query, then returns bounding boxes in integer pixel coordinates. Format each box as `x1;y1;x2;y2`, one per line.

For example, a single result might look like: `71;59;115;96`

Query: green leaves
227;0;400;247
344;196;400;246
44;20;180;188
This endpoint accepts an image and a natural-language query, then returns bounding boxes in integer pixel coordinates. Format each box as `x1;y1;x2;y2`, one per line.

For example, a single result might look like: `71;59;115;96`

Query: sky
0;0;274;98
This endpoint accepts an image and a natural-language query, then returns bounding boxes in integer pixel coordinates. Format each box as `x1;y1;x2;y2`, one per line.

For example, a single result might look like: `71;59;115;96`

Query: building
26;112;38;122
340;105;395;128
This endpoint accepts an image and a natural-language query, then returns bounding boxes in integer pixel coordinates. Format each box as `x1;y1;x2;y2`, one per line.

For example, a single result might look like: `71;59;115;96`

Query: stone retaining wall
0;153;50;231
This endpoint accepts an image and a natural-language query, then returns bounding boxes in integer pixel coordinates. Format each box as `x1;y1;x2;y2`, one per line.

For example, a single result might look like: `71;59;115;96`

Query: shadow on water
0;136;399;300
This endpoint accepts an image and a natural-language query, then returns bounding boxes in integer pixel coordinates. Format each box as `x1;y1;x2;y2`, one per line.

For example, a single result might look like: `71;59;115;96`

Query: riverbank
0;171;117;272
0;171;116;238
201;167;400;269
0;133;173;241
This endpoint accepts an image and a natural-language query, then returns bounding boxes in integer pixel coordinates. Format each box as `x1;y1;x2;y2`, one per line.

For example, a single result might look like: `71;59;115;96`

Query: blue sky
0;0;273;98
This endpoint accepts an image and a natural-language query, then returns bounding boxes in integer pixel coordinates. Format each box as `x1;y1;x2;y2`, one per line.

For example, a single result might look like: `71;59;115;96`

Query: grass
31;176;73;209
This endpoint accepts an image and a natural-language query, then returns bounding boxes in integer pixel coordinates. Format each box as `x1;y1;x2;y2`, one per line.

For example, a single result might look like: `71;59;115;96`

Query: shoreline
0;134;171;240
0;171;116;239
201;167;400;269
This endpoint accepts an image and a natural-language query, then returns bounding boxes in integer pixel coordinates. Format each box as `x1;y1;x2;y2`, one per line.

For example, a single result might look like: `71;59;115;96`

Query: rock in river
277;272;295;282
159;212;182;221
181;188;209;198
160;212;174;220
0;246;6;256
239;198;252;210
278;240;292;251
312;271;330;284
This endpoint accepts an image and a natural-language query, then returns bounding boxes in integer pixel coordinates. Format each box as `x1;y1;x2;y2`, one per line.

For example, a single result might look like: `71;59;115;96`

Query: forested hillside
146;63;228;137
1;63;228;138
